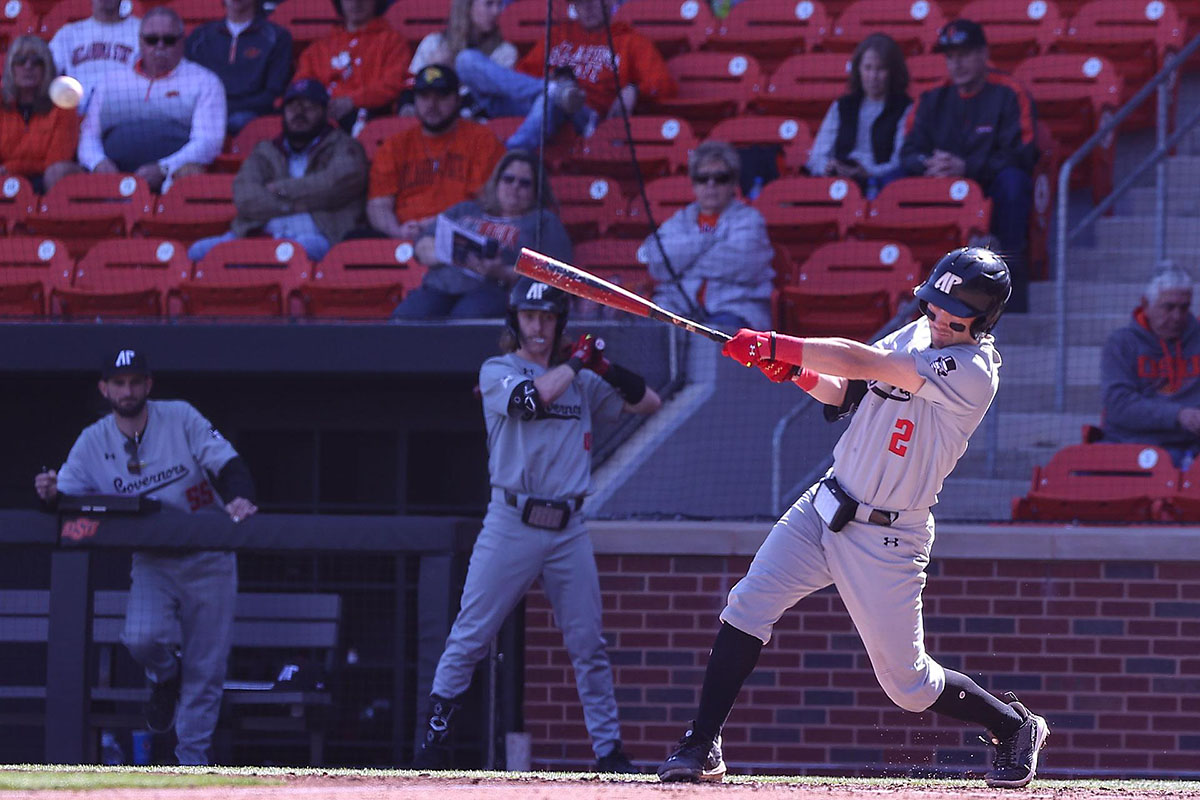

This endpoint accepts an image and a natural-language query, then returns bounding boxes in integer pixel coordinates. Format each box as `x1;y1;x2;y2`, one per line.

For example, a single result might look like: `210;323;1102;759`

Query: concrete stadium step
1094;216;1200;250
997;312;1127;345
1059;249;1179;281
955;447;1049;481
933;477;1029;521
1000;344;1099;385
987;411;1098;448
1121;187;1200;216
1029;280;1145;313
991;383;1101;414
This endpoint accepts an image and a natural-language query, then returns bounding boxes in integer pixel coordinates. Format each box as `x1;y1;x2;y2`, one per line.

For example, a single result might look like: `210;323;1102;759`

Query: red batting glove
569;333;611;375
722;328;771;366
758;359;798;383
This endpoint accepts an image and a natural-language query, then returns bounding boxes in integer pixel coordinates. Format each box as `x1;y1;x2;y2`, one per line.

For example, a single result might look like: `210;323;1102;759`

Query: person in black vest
805;33;911;198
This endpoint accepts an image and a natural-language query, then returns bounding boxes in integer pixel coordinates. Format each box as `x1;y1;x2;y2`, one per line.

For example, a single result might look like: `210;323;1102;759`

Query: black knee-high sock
692;623;763;741
928;669;1023;738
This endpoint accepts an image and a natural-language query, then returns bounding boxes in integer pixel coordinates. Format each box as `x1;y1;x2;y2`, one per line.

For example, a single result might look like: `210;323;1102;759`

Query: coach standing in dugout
413;278;660;773
34;349;257;766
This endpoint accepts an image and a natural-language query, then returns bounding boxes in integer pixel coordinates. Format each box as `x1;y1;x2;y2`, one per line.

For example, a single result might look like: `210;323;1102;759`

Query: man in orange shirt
367;65;506;241
294;0;411;130
454;0;675;151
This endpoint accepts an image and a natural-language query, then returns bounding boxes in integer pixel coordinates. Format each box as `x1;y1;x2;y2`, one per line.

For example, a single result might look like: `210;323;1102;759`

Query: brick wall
522;555;1200;777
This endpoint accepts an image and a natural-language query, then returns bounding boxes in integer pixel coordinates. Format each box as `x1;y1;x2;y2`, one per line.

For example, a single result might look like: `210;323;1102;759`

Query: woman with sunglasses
393;150;572;319
642;140;774;331
0;37;83;193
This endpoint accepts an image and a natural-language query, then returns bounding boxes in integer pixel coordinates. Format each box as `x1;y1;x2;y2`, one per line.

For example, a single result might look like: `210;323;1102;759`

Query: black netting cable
533;0;556;250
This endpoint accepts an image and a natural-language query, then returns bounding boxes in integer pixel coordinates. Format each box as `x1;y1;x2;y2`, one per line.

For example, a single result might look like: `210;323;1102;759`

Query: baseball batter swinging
413;278;661;772
658;248;1050;787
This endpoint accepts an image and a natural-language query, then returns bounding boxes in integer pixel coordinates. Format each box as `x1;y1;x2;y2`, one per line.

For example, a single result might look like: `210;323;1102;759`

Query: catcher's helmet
914;247;1011;339
506;277;569;345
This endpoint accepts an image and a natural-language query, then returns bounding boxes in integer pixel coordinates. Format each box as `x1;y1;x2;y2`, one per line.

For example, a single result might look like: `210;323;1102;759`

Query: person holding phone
393;150;572;319
806;33;912;196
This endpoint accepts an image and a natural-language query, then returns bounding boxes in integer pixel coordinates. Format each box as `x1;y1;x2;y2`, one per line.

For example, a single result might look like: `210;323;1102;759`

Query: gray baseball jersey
479;353;625;498
833;317;1001;511
56;399;240;512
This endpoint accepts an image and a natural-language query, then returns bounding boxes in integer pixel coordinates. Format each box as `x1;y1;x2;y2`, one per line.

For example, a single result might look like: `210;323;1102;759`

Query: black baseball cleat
596;741;639;773
412;694;462;770
657;725;726;783
983;693;1050;788
144;658;182;734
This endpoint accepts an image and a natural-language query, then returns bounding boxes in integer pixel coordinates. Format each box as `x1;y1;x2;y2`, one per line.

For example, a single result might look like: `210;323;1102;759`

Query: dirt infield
5;773;1200;800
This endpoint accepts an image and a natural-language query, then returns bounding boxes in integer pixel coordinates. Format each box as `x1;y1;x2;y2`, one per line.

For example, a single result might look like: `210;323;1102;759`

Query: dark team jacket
899;69;1037;188
184;15;293;118
1101;307;1200;447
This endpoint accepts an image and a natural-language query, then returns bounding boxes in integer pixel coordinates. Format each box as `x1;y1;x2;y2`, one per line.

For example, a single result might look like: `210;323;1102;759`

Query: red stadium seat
213;114;282;173
708;115;813;174
613;0;717;59
753;53;852;130
270;0;342;55
57;239;191;318
0;1;38;49
1170;457;1200;521
181;239;312;317
167;0;224;32
709;0;831;70
384;0;449;48
0;237;73;317
295;239;426;318
958;0;1066;70
852;177;992;268
566;116;698;186
1012;443;1178;522
573;238;654;297
646;52;763;135
498;0;564;57
752;176;866;266
20;174;154;258
906;53;949;96
644;175;701;223
0;175;36;234
358;117;420;161
485;117;577;168
549;175;627;239
1028;120;1058;281
776;240;920;340
135;174;236;241
1013;54;1122;203
824;0;947;55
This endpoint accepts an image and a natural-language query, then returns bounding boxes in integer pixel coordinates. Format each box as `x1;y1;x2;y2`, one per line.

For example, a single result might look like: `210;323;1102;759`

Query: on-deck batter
658;247;1050;788
413;278;662;772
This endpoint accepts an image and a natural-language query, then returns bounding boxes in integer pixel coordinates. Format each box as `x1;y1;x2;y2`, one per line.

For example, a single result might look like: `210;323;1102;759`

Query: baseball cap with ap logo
102;348;150;379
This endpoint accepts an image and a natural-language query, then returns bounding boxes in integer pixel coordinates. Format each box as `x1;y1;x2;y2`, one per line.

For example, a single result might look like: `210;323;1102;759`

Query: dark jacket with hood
1101;306;1200;448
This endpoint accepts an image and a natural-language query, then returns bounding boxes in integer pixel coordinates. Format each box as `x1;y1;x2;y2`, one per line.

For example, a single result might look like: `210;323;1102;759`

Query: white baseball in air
49;76;83;110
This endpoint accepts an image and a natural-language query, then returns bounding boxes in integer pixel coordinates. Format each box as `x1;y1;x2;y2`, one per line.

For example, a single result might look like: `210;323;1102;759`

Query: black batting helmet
914;247;1011;339
506;277;569;345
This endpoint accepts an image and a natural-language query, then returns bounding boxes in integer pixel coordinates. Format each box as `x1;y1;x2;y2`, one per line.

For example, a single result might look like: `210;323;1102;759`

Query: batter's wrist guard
602;362;647;405
772;333;805;366
567;356;584;374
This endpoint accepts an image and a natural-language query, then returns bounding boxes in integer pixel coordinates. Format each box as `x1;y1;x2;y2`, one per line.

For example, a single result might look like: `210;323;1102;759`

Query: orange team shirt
0;103;79;177
369;120;506;223
517;20;676;115
295;18;412;110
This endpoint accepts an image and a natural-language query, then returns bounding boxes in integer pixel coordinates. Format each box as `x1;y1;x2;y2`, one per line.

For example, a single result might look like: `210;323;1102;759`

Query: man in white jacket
78;6;226;192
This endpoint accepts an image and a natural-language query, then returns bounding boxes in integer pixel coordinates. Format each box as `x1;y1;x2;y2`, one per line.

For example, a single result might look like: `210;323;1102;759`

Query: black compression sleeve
601;362;647;405
823;379;868;422
213;456;257;504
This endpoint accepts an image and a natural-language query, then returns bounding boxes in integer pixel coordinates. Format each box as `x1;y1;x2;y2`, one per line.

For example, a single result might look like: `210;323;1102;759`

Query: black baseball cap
413;64;460;94
933;19;987;53
282;78;329;107
101;348;150;379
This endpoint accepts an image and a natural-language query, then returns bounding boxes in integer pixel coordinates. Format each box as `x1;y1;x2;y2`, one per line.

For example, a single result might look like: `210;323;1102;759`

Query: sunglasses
500;174;533;188
922;304;968;332
692;172;734;186
142;34;181;47
12;55;45;67
123;438;144;475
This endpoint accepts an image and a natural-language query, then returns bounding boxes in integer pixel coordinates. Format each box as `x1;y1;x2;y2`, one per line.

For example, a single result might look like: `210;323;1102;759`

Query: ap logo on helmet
526;283;548;300
933;272;963;293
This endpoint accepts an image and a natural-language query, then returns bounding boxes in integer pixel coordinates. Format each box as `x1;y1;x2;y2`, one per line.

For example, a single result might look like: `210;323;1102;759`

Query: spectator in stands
188;79;368;263
34;348;257;766
641;140;773;331
185;0;293;135
294;0;411;132
900;19;1037;313
366;65;506;241
393;150;571;319
49;0;141;115
78;7;226;193
1101;267;1200;468
402;0;515;119
0;37;82;193
806;33;912;199
454;0;676;151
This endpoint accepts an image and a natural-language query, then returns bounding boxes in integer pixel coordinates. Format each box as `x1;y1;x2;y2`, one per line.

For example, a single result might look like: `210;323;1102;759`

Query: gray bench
0;589;340;764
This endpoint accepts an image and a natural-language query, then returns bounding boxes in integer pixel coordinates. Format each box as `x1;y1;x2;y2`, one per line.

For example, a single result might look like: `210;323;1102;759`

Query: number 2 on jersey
888;418;914;457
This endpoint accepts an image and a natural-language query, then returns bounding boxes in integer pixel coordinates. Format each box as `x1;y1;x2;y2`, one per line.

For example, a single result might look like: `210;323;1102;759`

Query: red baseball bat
515;248;731;343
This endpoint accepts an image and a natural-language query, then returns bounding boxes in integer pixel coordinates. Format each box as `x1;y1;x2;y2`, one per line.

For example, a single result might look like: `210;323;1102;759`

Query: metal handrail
1053;33;1200;411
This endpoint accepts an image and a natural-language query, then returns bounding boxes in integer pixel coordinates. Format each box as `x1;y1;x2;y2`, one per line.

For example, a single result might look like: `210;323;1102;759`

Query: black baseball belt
501;489;584;512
